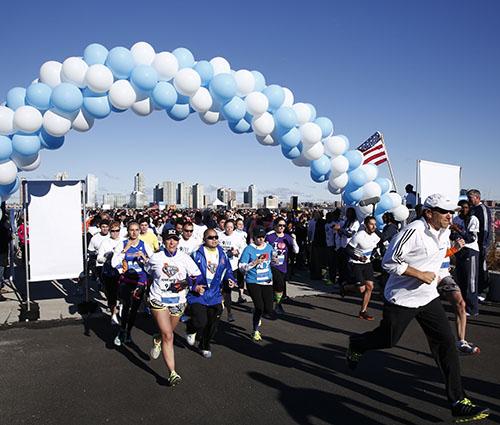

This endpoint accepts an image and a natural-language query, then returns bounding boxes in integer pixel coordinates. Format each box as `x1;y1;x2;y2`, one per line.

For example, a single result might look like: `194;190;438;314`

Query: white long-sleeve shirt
382;218;450;308
97;237;123;265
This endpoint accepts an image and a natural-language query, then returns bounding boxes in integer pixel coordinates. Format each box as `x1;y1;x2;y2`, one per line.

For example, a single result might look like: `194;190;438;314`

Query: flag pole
379;132;398;193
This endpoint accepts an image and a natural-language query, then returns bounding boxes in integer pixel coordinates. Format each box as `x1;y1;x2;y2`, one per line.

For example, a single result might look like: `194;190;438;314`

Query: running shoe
457;340;480;355
346;342;363;370
186;333;196;347
451;398;489;422
227;313;235;322
150;337;162;360
113;331;124;347
275;304;285;315
252;330;262;342
358;310;374;321
201;350;212;359
167;371;182;387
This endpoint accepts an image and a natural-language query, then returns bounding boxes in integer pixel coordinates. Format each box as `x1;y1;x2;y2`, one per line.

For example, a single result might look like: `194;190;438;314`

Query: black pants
247;283;273;331
477;248;489;296
102;273;119;310
327;247;339;283
350;297;465;403
310;245;326;280
119;284;144;333
455;248;479;315
186;303;223;351
337;248;350;285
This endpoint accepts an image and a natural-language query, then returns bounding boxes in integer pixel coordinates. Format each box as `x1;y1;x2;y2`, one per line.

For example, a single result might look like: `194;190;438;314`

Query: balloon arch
0;41;409;225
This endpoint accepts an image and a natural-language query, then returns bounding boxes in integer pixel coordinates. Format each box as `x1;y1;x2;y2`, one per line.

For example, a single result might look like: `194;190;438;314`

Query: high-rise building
177;182;193;208
217;187;228;204
264;195;279;209
129;191;147;208
115;194;128;207
134;172;145;193
153;184;163;203
228;189;236;203
193;183;204;209
248;184;257;208
290;195;299;210
243;191;249;204
86;174;98;206
102;193;115;207
161;181;176;205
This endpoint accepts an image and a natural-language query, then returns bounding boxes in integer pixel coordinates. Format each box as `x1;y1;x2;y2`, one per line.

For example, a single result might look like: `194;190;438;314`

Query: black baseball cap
162;225;180;240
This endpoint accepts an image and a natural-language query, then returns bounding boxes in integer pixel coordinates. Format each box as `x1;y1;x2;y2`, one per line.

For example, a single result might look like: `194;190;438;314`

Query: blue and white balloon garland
0;41;409;222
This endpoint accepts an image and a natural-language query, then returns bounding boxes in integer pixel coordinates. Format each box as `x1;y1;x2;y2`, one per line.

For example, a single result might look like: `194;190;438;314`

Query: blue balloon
314;117;333;138
130;65;158;92
310;169;330;183
281;144;301;159
151;82;177;110
12;133;41;156
82;90;111;119
176;94;190;105
6;87;26;110
229;118;251;134
311;155;331;177
26;83;52;111
376;193;394;212
83;43;109;65
0;136;13;161
0;177;20;197
50;83;83;114
105;47;135;79
348;167;367;187
194;61;214;87
274;107;297;131
40;129;64;150
167;103;191;121
209;74;237;103
307;103;317;121
374;177;391;194
172;47;195;69
252;70;266;91
262;85;285;112
279;127;301;149
222;97;246;122
345;185;364;202
342;191;356;205
344;150;363;171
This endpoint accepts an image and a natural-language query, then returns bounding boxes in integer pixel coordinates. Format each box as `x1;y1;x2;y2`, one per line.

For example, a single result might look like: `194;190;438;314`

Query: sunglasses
432;207;454;215
183;229;194;233
205;235;219;240
276;224;286;227
110;229;120;232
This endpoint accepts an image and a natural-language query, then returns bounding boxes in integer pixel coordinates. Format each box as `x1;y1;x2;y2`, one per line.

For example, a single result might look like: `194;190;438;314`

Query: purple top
265;231;295;273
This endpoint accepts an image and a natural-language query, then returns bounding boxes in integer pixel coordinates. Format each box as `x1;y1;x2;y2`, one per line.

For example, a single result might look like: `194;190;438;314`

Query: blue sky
1;0;499;202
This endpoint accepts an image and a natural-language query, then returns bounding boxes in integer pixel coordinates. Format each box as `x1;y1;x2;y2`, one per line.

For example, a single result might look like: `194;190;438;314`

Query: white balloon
43;110;72;137
324;135;348;156
292;102;311;125
330;155;349;176
234;70;255;97
362;181;382;199
387;192;403;209
13;106;43;133
152;52;179;81
303;142;324;160
131;98;154;116
245;92;268;116
300;122;322;145
252;112;275;136
0;106;15;135
328;183;343;195
39;61;62;88
357;204;375;217
361;164;378;182
190;87;213;113
199;110;220;125
12;152;41;171
282;87;294;107
85;64;114;93
0;160;18;185
72;109;94;132
108;80;137;110
391;204;410;222
173;68;201;97
292;155;311;167
210;57;231;75
329;172;349;189
61;57;88;88
256;134;278;146
131;41;156;65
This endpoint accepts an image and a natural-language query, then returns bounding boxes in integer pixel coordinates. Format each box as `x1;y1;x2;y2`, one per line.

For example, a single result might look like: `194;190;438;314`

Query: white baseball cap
423;193;459;213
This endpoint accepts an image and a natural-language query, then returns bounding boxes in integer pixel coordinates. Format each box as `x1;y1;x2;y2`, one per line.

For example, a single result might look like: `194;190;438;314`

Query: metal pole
82;181;89;303
22;181;30;312
380;133;398;193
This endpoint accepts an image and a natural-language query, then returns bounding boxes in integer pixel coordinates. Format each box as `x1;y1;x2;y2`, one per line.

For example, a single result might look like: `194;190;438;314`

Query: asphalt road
1;293;499;425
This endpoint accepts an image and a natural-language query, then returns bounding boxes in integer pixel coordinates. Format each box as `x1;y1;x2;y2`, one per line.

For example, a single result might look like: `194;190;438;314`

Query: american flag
356;132;388;166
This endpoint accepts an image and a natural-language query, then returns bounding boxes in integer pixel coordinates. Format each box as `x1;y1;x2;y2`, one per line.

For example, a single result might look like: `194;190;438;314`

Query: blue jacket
187;245;235;306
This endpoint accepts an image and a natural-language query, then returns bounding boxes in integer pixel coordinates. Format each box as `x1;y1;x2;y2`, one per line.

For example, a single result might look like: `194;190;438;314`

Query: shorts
148;298;187;316
271;268;286;293
437;275;460;294
350;263;374;285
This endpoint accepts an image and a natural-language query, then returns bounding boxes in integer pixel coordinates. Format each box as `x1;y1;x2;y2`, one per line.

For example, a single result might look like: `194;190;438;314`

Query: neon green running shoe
252;330;262;342
452;398;489;423
167;371;182;387
150;336;161;360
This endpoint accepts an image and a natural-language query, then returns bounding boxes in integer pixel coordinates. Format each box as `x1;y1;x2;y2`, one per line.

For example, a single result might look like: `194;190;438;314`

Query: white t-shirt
203;247;219;286
88;233;110;254
96;237;123;265
452;215;480;252
178;236;201;256
218;231;247;271
193;223;207;243
339;220;360;248
146;249;201;306
348;230;380;264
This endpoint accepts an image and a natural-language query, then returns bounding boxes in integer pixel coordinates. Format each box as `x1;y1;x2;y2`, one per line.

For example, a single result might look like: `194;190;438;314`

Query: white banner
417;160;461;205
27;181;84;282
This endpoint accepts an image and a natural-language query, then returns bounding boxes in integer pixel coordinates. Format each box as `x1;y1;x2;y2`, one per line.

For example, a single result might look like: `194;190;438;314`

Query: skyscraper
193;183;204;209
264;195;279;209
134;172;145;193
153;184;163;203
163;181;177;205
86;174;98;206
217;187;228;204
248;184;257;208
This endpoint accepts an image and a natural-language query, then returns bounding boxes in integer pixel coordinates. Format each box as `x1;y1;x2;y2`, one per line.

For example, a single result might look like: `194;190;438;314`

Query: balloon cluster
0;42;408;220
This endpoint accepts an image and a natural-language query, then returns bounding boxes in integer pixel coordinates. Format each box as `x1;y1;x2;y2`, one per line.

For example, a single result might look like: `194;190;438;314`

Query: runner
187;228;237;358
239;226;274;342
138;216;159;252
146;225;202;386
177;221;201;256
265;218;299;315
